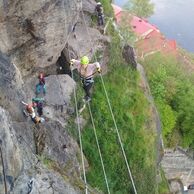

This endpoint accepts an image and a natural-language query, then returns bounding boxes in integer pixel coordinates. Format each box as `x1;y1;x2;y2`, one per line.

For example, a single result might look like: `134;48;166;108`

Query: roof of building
112;4;159;36
131;15;159;36
112;4;177;56
111;4;122;17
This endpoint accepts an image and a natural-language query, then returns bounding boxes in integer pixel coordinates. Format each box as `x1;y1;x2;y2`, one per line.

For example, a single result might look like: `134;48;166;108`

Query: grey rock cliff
0;52;25;121
0;0;81;74
0;107;22;193
0;105;84;194
0;0;106;193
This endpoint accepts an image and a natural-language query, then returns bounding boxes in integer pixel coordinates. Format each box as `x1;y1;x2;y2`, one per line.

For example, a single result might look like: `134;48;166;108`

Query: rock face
24;74;76;125
12;120;83;194
0;25;89;194
162;148;194;193
13;168;82;194
0;52;25;121
122;44;137;69
0;105;84;194
0;0;106;193
0;0;81;74
0;0;108;76
0;107;22;193
65;25;108;60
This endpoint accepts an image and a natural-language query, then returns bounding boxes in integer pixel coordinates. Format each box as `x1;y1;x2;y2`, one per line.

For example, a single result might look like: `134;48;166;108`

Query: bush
142;53;194;147
157;101;176;137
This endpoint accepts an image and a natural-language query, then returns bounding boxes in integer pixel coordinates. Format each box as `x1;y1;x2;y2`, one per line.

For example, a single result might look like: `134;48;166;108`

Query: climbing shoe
83;96;91;103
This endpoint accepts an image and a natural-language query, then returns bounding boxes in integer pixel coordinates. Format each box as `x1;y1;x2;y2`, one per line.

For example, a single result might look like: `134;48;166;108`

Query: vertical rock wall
0;0;81;74
0;0;105;193
0;107;22;193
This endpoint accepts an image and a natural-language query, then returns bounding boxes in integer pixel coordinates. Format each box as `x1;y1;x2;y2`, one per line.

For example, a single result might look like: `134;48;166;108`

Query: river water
114;0;194;53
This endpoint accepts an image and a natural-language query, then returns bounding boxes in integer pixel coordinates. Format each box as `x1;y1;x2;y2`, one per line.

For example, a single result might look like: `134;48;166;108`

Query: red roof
111;4;122;17
130;16;159;36
112;4;159;36
111;4;177;56
136;30;177;56
168;40;177;50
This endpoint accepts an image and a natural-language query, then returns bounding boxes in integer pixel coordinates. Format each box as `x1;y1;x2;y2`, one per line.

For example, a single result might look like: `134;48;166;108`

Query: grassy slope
158;168;170;194
79;24;157;193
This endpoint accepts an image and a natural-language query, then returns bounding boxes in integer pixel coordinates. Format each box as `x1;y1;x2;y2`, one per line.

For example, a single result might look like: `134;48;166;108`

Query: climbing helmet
26;104;33;113
81;56;89;65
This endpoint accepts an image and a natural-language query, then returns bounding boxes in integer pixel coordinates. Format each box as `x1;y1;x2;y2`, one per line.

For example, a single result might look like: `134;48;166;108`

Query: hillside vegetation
142;53;194;148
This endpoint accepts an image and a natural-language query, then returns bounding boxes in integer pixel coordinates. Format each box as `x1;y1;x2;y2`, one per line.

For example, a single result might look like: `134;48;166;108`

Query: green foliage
98;0;114;17
158;168;170;194
172;82;194;146
157;101;176;137
119;14;136;45
149;66;167;100
142;53;194;147
125;0;154;18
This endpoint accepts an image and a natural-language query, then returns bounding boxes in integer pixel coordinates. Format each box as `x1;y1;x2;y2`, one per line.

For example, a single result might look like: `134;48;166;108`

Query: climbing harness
27;179;34;194
81;77;94;86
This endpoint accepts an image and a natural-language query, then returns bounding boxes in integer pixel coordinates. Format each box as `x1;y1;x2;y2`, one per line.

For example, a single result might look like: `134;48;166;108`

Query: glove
70;59;76;65
97;67;101;73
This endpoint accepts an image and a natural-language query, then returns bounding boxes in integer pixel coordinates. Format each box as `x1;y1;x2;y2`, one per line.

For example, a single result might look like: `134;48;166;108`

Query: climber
70;56;101;102
36;72;46;95
32;97;44;116
21;101;36;118
21;101;45;124
95;2;104;26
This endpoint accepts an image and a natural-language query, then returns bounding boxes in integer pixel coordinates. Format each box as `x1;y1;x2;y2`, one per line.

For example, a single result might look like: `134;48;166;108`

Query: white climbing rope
99;74;137;194
87;102;111;194
64;7;88;193
71;69;88;194
80;8;138;194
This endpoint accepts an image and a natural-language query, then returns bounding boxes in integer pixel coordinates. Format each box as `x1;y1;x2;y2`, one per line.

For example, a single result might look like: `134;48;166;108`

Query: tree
119;13;136;44
158;102;176;137
125;0;154;18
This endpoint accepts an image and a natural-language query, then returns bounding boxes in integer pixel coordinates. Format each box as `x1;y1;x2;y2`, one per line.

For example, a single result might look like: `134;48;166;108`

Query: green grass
76;26;158;193
98;0;114;18
158;168;170;194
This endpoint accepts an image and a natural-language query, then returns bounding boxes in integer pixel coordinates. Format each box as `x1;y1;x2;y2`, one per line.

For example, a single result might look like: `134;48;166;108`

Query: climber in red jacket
36;72;46;95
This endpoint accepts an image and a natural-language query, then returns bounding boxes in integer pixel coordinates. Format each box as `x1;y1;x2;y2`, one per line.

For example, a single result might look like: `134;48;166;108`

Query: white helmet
97;2;101;5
